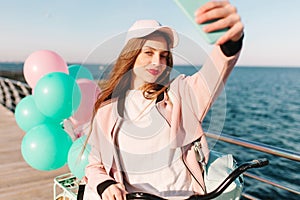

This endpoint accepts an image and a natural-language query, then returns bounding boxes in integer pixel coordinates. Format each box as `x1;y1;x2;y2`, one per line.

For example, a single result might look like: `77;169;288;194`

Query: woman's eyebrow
143;46;169;53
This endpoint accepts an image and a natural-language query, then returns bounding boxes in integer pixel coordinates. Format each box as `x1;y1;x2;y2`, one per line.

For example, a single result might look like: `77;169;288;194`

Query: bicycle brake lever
250;158;269;168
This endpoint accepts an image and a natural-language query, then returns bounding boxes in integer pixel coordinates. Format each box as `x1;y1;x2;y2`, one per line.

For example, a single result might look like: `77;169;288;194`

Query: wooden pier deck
0;105;69;200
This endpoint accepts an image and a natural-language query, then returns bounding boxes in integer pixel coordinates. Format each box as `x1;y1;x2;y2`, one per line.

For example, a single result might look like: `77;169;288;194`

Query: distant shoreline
1;63;300;84
0;70;25;82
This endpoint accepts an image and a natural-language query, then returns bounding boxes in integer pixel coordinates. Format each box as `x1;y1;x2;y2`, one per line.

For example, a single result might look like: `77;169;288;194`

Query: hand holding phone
174;0;228;44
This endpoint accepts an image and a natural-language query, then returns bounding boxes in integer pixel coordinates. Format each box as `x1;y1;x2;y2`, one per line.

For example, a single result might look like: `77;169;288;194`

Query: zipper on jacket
193;141;206;170
181;147;206;194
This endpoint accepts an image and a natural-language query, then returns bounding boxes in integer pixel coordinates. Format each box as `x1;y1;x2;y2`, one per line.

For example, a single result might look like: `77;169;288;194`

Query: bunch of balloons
15;50;100;179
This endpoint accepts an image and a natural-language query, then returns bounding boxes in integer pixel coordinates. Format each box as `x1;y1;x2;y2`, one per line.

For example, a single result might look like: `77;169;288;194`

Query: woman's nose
151;54;161;66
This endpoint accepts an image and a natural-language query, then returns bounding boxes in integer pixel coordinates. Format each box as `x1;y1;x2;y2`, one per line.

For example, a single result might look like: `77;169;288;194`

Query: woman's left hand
194;0;244;45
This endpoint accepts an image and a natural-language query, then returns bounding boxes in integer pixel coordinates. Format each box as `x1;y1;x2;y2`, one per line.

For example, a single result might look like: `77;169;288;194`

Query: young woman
83;1;244;200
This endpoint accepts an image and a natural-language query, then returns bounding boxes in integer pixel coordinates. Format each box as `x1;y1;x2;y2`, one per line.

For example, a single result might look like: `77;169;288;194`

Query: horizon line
1;61;300;69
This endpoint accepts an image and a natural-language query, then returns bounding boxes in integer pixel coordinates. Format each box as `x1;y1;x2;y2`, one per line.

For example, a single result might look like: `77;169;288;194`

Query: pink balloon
71;79;101;126
23;50;68;88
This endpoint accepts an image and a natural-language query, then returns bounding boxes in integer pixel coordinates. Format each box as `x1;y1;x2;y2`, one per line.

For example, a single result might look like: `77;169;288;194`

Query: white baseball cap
125;19;179;48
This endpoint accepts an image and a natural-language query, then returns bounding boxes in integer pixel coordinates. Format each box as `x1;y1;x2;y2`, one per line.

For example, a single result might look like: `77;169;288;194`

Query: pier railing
0;77;31;112
205;132;300;199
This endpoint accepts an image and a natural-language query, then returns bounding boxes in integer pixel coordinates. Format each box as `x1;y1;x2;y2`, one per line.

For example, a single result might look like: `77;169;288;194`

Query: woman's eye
160;53;168;59
145;51;153;56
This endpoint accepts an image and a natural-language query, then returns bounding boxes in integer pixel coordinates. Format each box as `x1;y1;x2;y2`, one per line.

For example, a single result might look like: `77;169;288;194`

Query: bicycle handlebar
126;158;269;200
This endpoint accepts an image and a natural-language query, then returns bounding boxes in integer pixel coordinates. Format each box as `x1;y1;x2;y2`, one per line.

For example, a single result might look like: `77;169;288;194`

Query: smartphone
174;0;228;44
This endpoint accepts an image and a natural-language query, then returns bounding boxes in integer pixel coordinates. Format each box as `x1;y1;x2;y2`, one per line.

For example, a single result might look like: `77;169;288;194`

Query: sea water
1;63;299;199
203;67;300;199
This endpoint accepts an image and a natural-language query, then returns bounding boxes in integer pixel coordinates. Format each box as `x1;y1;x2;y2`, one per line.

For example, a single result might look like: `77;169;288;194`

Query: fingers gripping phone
174;0;228;44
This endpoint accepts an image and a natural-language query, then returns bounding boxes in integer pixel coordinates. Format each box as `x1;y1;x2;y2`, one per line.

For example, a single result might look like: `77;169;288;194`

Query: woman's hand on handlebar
102;183;128;200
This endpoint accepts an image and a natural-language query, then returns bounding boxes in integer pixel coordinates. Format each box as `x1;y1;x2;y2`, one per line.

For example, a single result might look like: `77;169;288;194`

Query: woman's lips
147;69;159;76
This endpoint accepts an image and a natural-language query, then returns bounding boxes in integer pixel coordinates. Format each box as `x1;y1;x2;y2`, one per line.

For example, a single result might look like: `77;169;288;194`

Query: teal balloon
67;135;91;180
21;123;73;171
68;65;93;80
15;95;57;132
34;72;81;120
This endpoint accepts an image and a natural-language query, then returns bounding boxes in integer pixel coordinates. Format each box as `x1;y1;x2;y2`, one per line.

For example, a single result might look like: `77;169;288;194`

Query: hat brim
125;26;179;48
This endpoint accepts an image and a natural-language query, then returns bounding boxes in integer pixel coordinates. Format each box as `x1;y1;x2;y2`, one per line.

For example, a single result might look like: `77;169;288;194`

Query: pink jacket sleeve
170;45;240;123
169;46;240;161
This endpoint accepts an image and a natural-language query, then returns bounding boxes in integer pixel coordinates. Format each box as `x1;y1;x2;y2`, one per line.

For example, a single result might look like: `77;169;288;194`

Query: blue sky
1;0;300;66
